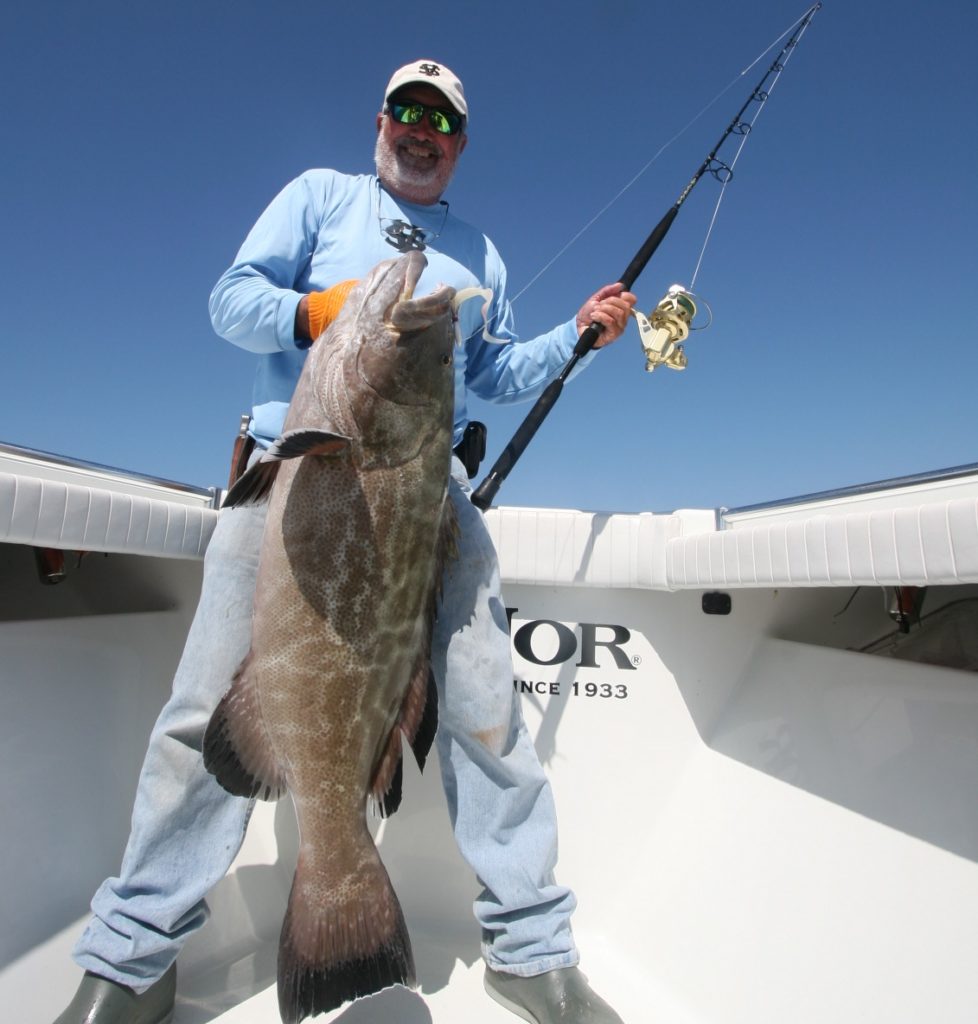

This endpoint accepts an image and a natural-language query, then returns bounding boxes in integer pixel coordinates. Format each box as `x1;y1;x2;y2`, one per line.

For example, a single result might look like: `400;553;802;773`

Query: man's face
375;83;467;205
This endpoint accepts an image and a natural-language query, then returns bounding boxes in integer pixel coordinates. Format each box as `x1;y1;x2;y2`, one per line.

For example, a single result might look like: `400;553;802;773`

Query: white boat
2;440;977;1023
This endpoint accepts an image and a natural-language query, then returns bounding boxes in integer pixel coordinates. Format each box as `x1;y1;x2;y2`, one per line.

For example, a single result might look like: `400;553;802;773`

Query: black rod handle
470;3;820;509
618;205;679;293
471;204;680;510
470;374;569;510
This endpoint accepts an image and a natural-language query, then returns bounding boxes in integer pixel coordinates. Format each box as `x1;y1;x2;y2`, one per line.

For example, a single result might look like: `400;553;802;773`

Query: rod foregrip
619;205;679;292
469;5;820;510
471;204;681;510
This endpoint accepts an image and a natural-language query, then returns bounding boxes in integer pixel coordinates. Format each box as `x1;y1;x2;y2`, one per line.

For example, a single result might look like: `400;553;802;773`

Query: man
54;60;634;1024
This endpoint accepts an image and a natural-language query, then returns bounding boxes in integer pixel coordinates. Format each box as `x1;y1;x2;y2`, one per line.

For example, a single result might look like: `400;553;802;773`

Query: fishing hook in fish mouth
451;288;509;345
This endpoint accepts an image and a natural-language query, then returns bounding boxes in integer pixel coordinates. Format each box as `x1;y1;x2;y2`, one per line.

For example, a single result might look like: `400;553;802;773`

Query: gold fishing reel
633;284;708;372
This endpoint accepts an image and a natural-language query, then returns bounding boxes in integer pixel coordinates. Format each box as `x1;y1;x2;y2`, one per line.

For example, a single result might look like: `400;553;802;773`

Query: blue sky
2;1;976;513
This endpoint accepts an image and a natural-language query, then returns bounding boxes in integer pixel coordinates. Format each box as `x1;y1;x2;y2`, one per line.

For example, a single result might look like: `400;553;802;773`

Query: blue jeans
73;459;578;991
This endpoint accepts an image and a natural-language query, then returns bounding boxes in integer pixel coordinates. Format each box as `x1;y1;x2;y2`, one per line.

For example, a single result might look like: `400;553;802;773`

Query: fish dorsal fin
401;498;459;770
370;728;403;818
368;498;458;815
405;668;438;773
367;505;450;816
223;428;353;508
369;664;436;820
436;496;460;591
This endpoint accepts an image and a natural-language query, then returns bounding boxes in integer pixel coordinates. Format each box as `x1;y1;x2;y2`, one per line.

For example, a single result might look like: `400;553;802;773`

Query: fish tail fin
202;653;287;800
277;846;415;1022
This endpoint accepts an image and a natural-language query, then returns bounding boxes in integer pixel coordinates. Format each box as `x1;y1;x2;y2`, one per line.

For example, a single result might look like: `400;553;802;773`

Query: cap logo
417;63;441;77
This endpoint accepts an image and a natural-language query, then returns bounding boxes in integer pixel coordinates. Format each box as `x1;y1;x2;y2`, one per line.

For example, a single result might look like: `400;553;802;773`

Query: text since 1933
513;679;629;699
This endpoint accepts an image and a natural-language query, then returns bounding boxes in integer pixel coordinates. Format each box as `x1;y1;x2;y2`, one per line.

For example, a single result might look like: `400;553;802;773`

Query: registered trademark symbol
632;655;642;666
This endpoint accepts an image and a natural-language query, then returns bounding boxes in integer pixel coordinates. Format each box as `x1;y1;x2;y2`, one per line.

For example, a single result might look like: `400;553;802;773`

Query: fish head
352;251;456;408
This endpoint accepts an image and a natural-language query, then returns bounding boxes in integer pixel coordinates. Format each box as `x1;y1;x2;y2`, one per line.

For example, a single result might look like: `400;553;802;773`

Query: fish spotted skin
203;251;457;1023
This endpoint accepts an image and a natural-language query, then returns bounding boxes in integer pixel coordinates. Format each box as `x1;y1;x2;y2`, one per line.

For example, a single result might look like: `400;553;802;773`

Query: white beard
374;127;456;205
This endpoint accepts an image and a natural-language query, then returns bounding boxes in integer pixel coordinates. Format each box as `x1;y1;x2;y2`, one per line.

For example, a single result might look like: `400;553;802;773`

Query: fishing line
509;3;818;305
689;6;819;290
471;3;822;510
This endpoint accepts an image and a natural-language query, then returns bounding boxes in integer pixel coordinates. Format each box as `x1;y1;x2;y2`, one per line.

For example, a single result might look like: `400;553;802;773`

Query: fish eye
441;354;451;366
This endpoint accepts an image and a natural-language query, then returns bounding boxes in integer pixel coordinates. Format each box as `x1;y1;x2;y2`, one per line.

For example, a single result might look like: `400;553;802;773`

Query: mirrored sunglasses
387;100;464;136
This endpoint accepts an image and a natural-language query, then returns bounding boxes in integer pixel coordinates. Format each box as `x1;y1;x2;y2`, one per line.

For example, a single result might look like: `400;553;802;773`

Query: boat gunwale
721;461;978;520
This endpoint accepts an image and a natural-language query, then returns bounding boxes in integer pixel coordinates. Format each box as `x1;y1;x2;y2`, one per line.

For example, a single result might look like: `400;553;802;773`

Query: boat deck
2;445;977;1022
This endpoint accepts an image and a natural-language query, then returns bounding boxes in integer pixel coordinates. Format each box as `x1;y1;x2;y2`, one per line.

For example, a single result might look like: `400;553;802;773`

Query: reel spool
633;284;705;372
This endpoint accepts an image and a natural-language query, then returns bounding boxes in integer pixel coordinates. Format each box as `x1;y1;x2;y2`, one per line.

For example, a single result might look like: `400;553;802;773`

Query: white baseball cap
383;59;468;119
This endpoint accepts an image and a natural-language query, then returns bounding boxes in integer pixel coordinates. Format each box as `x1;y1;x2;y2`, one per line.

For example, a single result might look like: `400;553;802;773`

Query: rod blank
470;4;821;511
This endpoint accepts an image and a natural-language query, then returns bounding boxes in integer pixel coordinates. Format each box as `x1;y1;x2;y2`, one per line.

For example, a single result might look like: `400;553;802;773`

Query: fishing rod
471;2;822;511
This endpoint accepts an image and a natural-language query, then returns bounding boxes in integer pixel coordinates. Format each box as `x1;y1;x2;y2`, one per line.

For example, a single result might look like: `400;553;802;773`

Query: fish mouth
390;286;455;330
386;251;455;330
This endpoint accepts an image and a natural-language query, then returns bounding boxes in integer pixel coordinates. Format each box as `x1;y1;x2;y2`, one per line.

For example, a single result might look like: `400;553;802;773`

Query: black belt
230;416;486;486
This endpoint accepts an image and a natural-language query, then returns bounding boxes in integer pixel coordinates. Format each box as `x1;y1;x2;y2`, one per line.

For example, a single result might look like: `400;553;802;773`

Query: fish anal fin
202;653;287;801
278;848;415;1023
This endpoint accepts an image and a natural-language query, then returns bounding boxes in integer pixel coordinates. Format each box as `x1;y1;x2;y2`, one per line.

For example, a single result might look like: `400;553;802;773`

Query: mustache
374;131;454;205
395;137;440;157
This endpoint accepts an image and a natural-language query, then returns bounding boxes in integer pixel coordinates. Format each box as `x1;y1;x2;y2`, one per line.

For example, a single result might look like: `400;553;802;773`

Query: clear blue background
2;1;975;513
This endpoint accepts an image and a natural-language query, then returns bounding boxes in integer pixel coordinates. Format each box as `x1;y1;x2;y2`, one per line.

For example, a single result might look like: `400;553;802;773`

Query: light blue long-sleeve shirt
209;170;591;448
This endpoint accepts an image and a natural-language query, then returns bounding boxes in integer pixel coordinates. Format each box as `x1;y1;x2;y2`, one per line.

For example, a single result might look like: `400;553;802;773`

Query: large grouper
203;251;459;1023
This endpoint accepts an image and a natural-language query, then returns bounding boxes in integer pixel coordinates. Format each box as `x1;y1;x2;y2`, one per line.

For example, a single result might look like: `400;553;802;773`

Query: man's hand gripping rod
470;206;677;510
470;3;821;511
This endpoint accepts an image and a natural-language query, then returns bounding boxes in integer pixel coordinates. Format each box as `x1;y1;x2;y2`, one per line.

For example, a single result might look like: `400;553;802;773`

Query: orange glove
306;280;358;340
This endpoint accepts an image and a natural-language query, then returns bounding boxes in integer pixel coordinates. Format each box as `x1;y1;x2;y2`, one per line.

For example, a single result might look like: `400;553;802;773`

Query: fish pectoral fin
274;427;352;459
222;428;353;508
222;458;280;508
